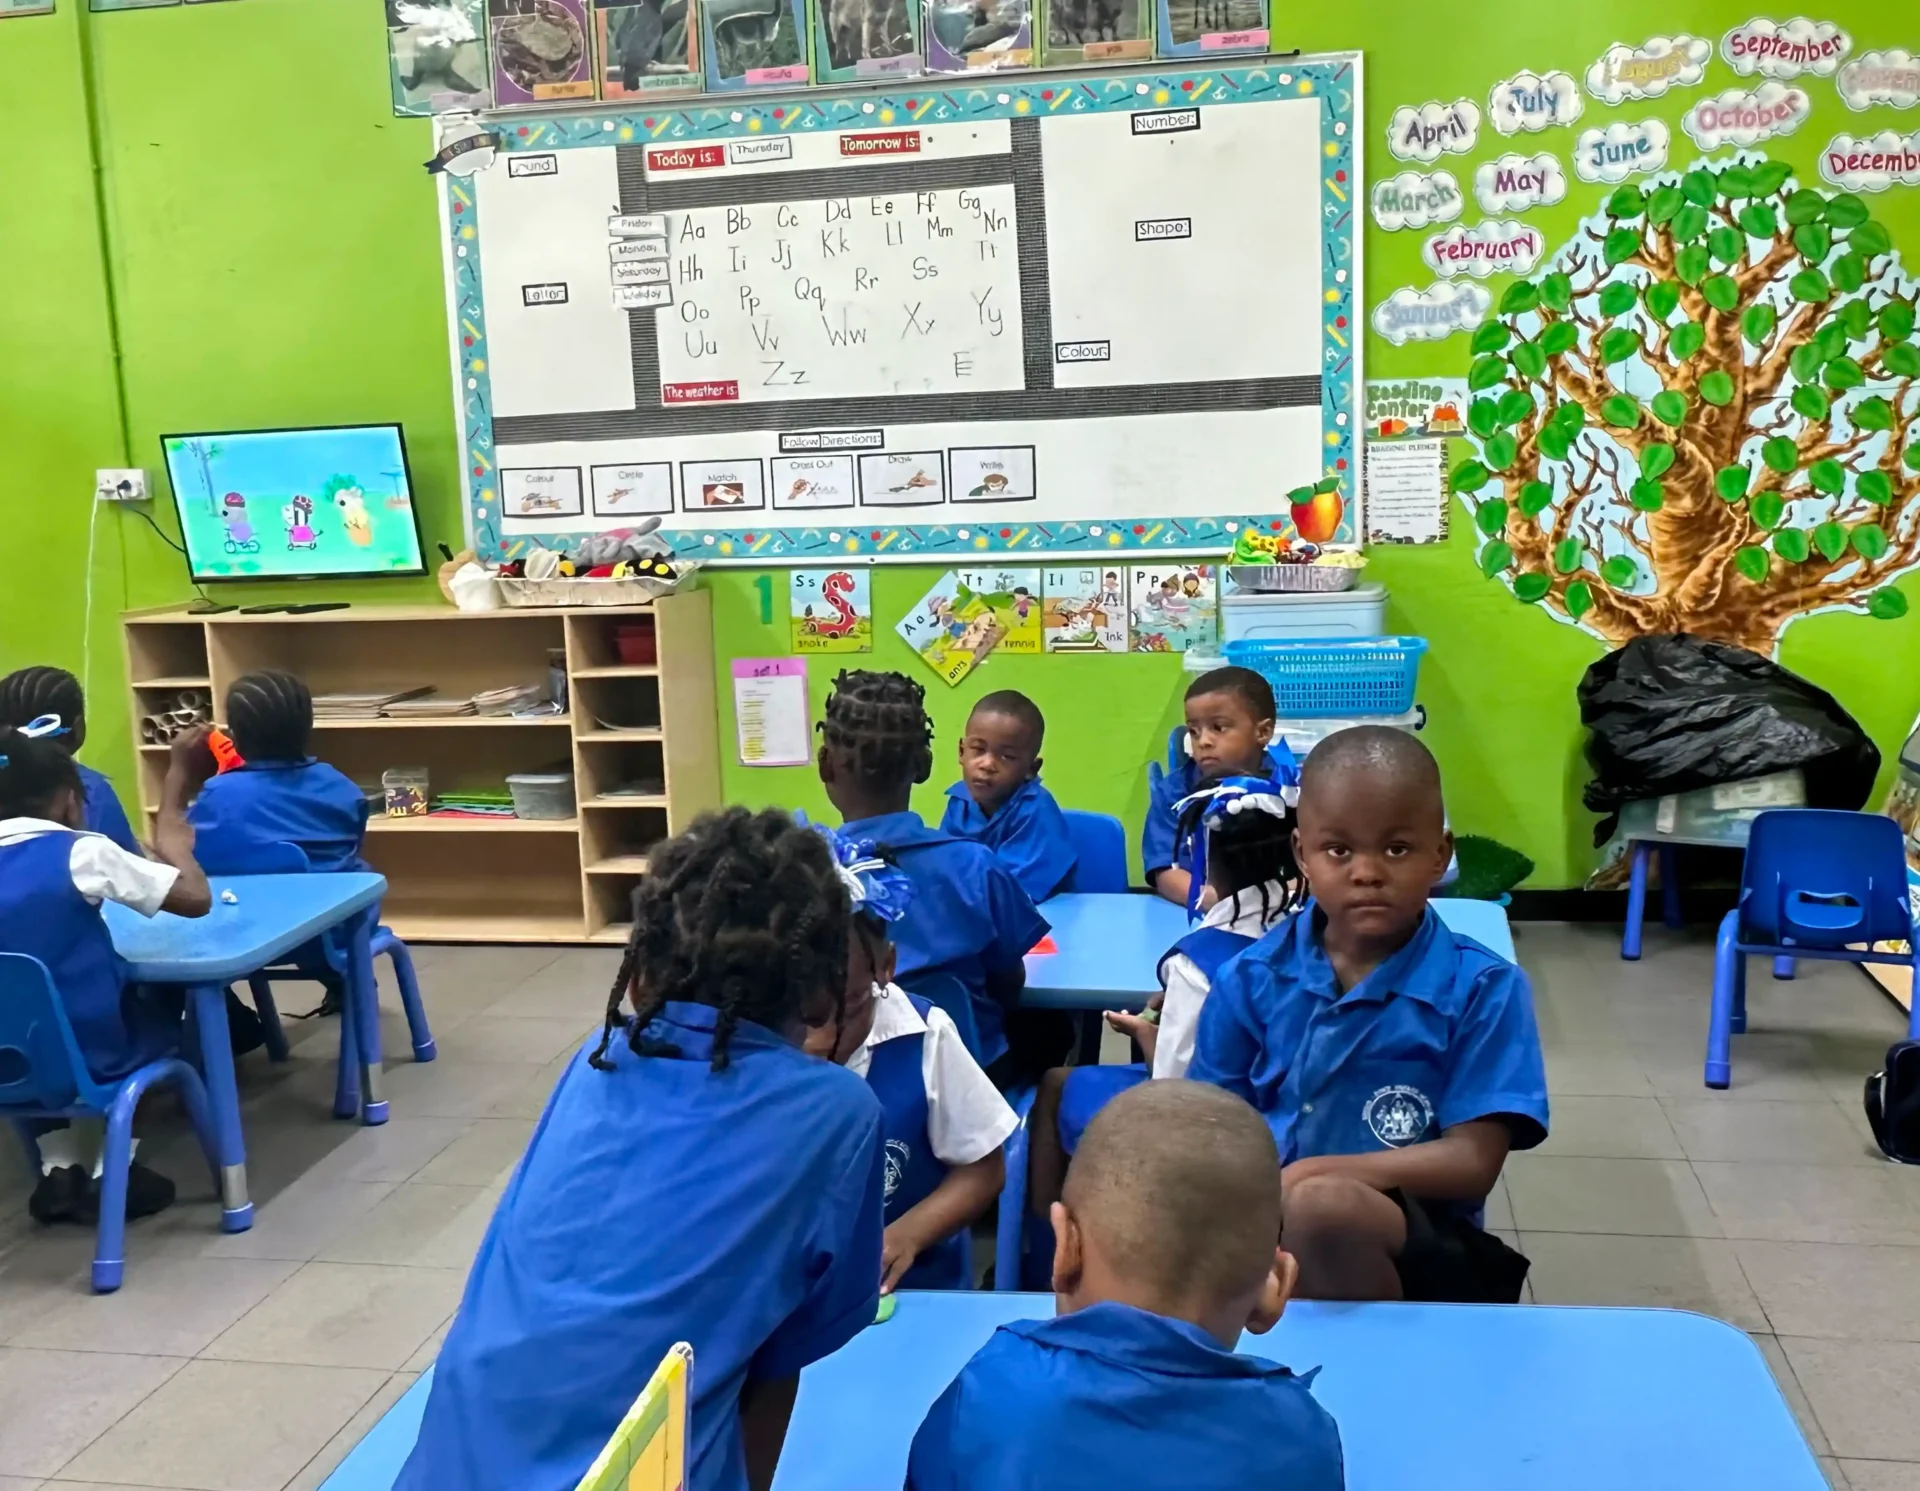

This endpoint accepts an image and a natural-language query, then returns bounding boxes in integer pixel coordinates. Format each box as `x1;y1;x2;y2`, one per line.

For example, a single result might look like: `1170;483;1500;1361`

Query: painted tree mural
1453;152;1920;655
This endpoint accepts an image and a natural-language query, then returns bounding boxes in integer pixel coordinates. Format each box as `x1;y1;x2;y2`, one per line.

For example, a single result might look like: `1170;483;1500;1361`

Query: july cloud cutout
1488;70;1583;135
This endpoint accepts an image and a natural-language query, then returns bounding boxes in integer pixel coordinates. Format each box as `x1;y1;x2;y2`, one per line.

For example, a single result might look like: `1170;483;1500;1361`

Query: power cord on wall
122;501;222;610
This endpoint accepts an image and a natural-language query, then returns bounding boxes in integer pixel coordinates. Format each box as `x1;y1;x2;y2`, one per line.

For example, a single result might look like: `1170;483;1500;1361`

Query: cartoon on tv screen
162;426;426;580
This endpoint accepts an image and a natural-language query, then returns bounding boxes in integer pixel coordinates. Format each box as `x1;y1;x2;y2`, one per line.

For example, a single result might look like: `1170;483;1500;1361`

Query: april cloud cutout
1574;119;1672;183
1683;82;1811;150
1387;99;1481;163
1837;50;1920;113
1720;17;1851;80
1370;170;1465;231
1488;70;1583;134
1371;283;1493;346
1474;152;1569;213
1585;35;1712;103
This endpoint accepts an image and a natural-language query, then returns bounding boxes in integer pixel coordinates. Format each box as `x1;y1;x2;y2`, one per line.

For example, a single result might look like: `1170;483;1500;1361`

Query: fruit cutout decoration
1289;477;1345;543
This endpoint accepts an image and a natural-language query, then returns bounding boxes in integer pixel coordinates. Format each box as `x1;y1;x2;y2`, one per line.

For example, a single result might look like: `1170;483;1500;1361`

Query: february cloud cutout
1371;282;1493;346
1422;220;1546;280
1683;82;1811;150
1488;70;1583;135
1586;35;1712;104
1721;17;1851;80
1371;170;1466;231
1474;152;1569;214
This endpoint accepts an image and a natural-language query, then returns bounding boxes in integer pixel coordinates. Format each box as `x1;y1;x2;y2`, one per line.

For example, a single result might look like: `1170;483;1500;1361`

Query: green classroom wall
1;0;1915;887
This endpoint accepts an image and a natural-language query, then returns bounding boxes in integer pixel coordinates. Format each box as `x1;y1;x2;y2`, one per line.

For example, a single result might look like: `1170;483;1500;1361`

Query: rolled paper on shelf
140;717;160;744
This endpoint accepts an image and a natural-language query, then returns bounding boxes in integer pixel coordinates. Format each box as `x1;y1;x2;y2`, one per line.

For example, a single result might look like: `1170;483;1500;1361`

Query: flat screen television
159;423;428;582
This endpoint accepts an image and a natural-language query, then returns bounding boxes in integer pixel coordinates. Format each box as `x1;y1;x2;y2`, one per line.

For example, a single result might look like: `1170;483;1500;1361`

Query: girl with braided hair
0;666;139;853
399;807;887;1491
817;669;1048;1080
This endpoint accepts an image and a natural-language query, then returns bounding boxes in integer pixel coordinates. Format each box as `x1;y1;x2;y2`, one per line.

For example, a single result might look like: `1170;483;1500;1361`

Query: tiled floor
1;925;1918;1489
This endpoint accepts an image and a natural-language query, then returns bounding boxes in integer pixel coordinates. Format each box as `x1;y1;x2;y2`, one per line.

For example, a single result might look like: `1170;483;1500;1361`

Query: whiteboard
443;57;1363;563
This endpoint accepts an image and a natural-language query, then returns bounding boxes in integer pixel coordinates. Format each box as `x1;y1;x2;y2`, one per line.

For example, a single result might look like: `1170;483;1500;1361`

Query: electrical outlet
96;468;149;503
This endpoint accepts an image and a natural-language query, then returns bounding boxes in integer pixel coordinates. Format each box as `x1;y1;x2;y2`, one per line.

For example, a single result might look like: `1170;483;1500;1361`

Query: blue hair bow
1172;751;1302;920
805;819;916;925
0;713;68;769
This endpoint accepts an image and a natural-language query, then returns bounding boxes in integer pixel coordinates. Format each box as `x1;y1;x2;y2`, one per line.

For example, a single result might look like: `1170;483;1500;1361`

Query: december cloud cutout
1585;35;1712;104
1837;50;1920;113
1720;17;1851;80
1573;119;1672;183
1370;170;1466;231
1474;151;1569;213
1682;82;1812;150
1818;129;1920;193
1488;70;1584;135
1371;282;1493;346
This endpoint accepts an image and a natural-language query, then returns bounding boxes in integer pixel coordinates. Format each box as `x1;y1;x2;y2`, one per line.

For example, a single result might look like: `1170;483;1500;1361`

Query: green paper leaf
1518;480;1554;517
1791;384;1830;421
1551;401;1587;433
1475;497;1509;536
1671;204;1710;243
1536;423;1573;462
1641;442;1675;480
1790;342;1825;384
1509;340;1548;381
1630;477;1665;511
1600;327;1641;364
1671;321;1706;359
1703;275;1740;314
1565;580;1594;619
1739;203;1778;239
1500;280;1541;315
1604;227;1641;266
1675;244;1711;284
1853;523;1890;560
1839;299;1873;341
1887;345;1920;379
1599;281;1638;318
1742;304;1777;344
1607;186;1646;218
1813;520;1849;561
1495;389;1534;427
1709;226;1745;266
1751;491;1786;529
1539;272;1573;312
1773;527;1811;563
1682;170;1717;207
1452;460;1491;493
1855;396;1895;432
1651;390;1688;427
1852;221;1892;257
1793;222;1832;263
1809;458;1846;494
1825;194;1869;229
1720;165;1757;199
1540;321;1579;357
1513;571;1551;603
1859;470;1893;505
1602;395;1642;428
1484;431;1518;471
1790;269;1831;303
1468;356;1508;393
1824;356;1866;391
1479;540;1514;578
1470;321;1512;355
1699;370;1736;406
1716;464;1751;501
1468;398;1501;440
1753;160;1793;195
1869;587;1909;620
1881;301;1916;341
1734;546;1771;582
1832;254;1867;294
1818;320;1850;360
1762;437;1799;475
1553;537;1584;573
1785;189;1827;226
1645;280;1682;321
1646;186;1684;225
1600;555;1639;589
1907;442;1920;472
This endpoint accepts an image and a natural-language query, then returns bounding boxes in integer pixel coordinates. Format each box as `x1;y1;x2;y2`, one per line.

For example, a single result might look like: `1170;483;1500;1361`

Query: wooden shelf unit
121;596;721;944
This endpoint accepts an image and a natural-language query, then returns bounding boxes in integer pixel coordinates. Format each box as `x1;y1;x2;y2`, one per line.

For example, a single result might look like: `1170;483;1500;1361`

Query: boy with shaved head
1189;725;1549;1304
906;1082;1343;1491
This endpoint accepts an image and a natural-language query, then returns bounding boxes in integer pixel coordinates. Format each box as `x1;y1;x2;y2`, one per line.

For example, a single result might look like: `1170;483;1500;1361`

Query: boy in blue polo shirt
1144;667;1297;909
940;690;1077;902
1189;725;1548;1304
907;1080;1343;1491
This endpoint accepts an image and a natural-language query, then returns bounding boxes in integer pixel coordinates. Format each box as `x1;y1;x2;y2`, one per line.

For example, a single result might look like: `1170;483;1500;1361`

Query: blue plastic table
104;872;388;1229
319;1296;1823;1491
1025;893;1518;1009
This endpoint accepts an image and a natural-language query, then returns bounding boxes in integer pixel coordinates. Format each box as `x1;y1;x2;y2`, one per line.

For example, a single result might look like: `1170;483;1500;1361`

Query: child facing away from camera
816;670;1049;1079
939;689;1078;903
0;719;213;1224
0;666;140;854
1189;726;1549;1304
397;809;887;1491
906;1081;1344;1491
803;828;1017;1293
1144;667;1299;910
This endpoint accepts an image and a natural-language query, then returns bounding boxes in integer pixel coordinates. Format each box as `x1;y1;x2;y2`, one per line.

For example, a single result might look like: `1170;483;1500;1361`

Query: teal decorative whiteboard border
443;55;1362;563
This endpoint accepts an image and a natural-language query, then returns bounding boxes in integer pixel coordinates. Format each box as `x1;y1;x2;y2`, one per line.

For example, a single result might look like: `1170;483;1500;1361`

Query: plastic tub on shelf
1221;583;1387;644
506;771;577;820
1223;636;1428;718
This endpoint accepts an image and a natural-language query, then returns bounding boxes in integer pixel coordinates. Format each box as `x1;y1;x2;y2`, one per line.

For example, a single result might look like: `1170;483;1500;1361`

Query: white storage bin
506;771;577;820
1221;583;1387;644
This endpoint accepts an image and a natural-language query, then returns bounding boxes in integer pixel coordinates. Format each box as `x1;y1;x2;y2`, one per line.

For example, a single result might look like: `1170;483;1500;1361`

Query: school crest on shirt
1363;1085;1435;1147
883;1139;911;1200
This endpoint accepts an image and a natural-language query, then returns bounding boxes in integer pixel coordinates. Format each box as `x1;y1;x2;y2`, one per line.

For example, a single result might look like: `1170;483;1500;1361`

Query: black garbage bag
1578;634;1880;846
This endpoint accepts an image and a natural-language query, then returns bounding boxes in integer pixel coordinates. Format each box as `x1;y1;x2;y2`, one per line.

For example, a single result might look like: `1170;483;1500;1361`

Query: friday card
1041;565;1128;653
790;568;873;653
897;571;1005;687
956;567;1043;654
1129;564;1216;653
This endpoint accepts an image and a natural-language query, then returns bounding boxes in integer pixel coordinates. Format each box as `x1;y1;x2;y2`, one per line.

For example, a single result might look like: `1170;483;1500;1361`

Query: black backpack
1864;1041;1920;1164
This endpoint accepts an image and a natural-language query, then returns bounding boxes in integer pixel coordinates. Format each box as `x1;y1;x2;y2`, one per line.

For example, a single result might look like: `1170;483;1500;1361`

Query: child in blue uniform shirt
188;671;370;874
803;828;1017;1293
939;690;1077;902
1144;667;1298;909
397;809;887;1491
0;666;140;854
0;719;214;1224
817;670;1049;1076
908;1080;1343;1491
1189;726;1549;1304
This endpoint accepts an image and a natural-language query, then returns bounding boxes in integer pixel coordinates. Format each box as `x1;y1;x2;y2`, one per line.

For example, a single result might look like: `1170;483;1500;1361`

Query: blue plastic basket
1222;636;1429;718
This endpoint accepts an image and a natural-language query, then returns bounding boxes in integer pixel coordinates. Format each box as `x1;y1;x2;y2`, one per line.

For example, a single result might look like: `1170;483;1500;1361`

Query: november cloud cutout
1837;50;1920;113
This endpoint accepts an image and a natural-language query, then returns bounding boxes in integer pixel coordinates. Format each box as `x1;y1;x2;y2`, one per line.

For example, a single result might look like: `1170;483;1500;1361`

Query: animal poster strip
590;462;674;517
790;568;873;652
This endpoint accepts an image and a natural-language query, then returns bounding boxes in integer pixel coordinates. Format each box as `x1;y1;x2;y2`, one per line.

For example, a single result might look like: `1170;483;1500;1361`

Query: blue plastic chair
1061;810;1127;893
0;954;222;1292
994;1085;1037;1291
1706;809;1920;1088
